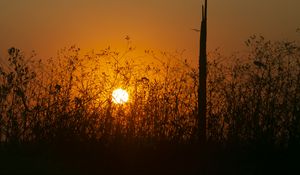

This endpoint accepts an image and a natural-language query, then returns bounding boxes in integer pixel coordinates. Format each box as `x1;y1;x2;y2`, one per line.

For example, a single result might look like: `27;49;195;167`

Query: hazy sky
0;0;299;62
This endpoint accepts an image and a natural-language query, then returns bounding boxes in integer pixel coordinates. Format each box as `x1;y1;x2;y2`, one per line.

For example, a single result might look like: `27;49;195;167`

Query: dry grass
0;36;299;148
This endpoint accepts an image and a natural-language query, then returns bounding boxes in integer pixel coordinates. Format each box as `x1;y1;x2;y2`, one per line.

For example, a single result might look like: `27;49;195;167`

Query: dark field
1;143;299;174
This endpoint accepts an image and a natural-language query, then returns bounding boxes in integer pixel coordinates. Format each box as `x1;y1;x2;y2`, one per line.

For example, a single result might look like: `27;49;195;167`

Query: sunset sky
0;0;299;63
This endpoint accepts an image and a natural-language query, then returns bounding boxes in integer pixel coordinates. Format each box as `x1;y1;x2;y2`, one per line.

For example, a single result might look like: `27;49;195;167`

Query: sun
112;88;129;104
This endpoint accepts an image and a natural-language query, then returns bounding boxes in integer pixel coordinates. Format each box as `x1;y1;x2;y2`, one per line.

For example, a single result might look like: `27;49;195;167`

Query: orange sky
0;0;299;64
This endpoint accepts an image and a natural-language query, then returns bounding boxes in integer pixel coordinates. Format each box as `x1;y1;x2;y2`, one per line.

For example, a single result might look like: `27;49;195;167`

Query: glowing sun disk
112;88;129;104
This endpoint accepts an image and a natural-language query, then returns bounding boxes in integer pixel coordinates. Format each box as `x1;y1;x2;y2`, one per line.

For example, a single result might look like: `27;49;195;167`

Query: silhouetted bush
207;36;300;147
0;36;299;148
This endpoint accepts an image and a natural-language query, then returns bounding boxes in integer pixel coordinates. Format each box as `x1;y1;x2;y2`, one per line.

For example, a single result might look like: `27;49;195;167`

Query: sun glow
112;88;129;104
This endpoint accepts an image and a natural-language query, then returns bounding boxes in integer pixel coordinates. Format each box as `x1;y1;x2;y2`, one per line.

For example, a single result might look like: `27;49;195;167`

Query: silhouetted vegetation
207;36;300;148
1;36;299;146
0;35;299;174
0;45;198;145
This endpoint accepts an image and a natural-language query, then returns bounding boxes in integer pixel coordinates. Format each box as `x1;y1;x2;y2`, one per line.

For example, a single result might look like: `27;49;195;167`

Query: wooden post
198;0;207;143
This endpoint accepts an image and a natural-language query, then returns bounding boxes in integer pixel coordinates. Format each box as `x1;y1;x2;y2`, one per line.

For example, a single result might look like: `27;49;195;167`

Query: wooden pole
198;0;207;143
